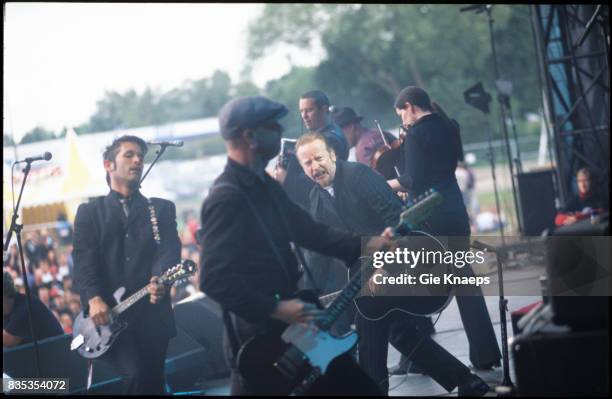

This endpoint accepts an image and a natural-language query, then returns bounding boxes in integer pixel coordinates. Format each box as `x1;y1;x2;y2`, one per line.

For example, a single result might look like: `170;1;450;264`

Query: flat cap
331;106;363;128
218;96;288;140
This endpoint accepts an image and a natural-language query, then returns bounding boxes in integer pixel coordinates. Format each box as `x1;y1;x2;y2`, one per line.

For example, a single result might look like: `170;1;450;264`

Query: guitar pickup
71;334;85;351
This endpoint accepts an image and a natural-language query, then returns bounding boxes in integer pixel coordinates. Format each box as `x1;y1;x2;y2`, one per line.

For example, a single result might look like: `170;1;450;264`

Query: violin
370;120;406;180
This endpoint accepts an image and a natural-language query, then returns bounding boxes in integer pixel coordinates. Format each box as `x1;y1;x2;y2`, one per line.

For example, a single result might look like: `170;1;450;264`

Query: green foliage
3;134;15;147
265;67;317;138
76;70;237;135
20;126;58;144
16;5;541;156
248;4;541;144
151;135;227;162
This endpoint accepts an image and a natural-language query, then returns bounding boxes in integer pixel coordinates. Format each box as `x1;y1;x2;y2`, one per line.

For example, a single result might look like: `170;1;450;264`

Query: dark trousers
100;328;169;395
454;265;502;368
357;312;470;394
431;225;502;369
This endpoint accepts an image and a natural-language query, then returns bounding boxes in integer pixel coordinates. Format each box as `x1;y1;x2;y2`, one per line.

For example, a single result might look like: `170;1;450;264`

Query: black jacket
73;190;181;338
309;160;402;236
199;158;361;325
303;160;402;297
398;113;469;236
282;121;349;211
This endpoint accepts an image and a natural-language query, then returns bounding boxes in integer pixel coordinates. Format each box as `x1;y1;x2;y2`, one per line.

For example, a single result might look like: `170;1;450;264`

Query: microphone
17;152;53;163
147;140;184;147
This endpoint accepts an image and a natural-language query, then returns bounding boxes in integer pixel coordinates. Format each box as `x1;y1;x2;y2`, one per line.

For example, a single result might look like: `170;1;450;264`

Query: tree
3;134;15;147
20;126;57;144
265;66;317;138
247;4;540;143
76;70;240;135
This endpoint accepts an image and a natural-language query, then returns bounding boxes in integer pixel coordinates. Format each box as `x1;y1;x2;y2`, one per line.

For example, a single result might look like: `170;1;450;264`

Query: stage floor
195;292;541;396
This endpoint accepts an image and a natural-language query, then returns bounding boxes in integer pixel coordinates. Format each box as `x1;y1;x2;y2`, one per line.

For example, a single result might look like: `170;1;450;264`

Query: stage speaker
173;292;229;380
517;169;557;236
546;216;610;330
512;329;609;396
2;333;118;393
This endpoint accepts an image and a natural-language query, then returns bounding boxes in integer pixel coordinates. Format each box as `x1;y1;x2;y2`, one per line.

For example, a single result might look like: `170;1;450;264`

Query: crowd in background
3;212;200;338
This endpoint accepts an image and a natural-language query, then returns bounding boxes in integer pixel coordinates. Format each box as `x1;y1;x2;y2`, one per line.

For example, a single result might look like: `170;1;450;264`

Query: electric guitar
319;237;452;321
236;190;444;395
70;259;196;359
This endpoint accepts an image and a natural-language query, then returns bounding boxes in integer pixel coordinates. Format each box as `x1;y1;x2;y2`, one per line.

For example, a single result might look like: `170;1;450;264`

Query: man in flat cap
199;96;390;395
331;106;398;167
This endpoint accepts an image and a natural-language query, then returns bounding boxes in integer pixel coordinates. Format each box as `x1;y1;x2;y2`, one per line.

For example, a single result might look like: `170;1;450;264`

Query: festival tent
3;117;218;231
3;128;107;230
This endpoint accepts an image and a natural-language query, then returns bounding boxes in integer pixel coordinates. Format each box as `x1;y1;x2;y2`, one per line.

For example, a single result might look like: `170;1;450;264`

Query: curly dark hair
102;135;148;186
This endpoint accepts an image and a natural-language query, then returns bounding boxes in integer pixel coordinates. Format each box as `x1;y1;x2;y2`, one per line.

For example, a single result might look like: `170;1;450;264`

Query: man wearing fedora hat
331;106;398;167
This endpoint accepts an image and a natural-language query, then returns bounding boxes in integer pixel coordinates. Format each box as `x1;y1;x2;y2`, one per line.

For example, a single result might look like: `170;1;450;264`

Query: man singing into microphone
73;135;181;394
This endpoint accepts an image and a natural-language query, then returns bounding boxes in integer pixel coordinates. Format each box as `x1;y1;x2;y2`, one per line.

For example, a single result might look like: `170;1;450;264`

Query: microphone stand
473;240;515;393
464;80;514;393
139;144;169;187
3;161;42;378
463;4;523;233
477;107;516;394
499;93;524;174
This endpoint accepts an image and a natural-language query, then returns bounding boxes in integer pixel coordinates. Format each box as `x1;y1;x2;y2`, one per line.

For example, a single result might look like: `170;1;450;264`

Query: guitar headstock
396;189;443;234
159;259;197;285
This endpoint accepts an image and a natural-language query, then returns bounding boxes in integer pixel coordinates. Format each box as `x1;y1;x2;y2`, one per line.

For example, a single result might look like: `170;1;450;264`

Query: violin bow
374;120;401;178
374;120;391;147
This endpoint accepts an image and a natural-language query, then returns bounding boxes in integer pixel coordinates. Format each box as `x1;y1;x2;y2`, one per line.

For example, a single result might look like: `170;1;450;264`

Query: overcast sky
4;3;319;142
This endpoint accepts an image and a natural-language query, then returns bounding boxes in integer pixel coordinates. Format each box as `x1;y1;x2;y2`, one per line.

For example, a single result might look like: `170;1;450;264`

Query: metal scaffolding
531;4;609;205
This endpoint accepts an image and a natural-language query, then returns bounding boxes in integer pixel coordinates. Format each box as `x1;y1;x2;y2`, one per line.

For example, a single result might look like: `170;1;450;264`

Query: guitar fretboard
111;287;150;316
317;266;363;331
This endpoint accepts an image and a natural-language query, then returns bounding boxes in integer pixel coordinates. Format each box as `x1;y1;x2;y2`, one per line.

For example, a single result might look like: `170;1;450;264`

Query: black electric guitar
236;190;443;395
70;259;196;359
320;237;452;321
320;190;453;320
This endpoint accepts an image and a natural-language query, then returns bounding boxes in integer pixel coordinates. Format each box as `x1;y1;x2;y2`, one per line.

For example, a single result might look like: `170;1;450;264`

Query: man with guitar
73;135;181;394
199;96;391;395
295;132;489;396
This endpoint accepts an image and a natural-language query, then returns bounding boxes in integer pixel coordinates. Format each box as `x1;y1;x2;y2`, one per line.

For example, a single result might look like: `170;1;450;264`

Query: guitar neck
317;266;363;331
315;191;442;331
111;286;150;316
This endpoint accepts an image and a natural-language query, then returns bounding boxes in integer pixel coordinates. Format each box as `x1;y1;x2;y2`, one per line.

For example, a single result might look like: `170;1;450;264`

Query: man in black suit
73;135;181;394
295;132;489;396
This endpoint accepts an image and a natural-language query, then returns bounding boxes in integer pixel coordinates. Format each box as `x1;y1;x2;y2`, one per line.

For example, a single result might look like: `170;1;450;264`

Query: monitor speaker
517;169;557;236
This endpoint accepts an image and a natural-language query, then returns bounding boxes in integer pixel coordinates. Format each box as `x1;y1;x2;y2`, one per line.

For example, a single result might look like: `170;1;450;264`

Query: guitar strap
210;182;297;359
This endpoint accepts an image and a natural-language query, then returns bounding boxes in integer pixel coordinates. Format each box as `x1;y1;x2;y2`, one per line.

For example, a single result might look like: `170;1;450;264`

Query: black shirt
398;113;462;196
397;113;469;236
3;293;63;344
199;158;361;324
